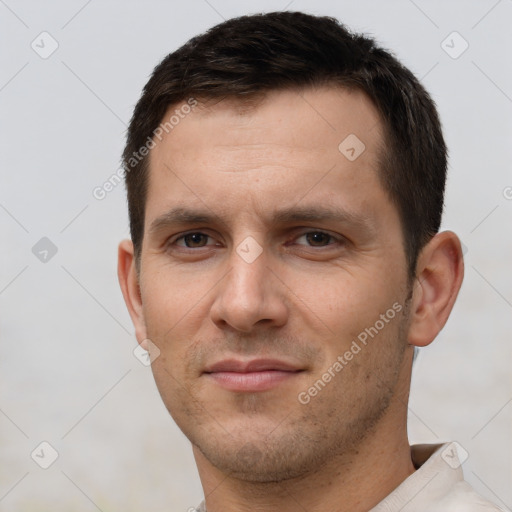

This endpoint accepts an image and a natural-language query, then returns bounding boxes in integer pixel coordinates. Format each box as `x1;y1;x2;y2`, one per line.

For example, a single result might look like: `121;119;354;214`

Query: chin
195;430;330;483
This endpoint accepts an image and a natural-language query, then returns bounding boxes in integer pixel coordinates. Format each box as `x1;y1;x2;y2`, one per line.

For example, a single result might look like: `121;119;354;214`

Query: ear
117;239;148;347
407;231;464;347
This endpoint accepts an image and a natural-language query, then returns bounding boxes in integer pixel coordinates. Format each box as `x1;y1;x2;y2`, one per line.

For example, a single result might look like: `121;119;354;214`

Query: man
117;11;501;512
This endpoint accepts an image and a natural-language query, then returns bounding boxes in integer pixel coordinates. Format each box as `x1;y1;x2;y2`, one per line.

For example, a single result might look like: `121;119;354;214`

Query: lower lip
205;370;301;392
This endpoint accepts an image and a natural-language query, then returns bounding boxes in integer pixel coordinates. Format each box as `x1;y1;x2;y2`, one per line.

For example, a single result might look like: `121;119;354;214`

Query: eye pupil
185;233;207;247
307;232;330;246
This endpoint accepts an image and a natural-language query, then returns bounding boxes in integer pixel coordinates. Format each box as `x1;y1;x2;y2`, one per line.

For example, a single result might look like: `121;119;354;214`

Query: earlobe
407;231;465;347
117;239;147;344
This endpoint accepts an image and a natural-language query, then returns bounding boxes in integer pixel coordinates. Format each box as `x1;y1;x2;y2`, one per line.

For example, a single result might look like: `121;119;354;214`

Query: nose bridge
226;239;268;312
228;231;267;294
210;236;286;332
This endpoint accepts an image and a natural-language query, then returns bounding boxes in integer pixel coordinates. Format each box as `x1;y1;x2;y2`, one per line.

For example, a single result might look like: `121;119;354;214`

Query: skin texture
118;86;464;512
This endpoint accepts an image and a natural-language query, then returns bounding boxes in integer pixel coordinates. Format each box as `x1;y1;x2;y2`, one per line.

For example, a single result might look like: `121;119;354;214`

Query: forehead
145;86;390;228
165;87;383;165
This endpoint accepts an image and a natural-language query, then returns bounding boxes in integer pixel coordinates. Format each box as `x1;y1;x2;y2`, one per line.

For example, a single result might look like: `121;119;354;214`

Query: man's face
135;87;413;481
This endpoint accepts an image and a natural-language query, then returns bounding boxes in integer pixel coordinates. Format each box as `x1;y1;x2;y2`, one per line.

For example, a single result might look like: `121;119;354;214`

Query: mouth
203;358;304;392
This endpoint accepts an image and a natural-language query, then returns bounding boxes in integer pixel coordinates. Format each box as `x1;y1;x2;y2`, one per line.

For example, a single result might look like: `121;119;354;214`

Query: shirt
195;442;502;512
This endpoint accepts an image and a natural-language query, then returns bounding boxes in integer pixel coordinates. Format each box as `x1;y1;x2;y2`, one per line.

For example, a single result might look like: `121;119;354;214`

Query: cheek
141;272;208;337
149;358;201;428
290;267;401;340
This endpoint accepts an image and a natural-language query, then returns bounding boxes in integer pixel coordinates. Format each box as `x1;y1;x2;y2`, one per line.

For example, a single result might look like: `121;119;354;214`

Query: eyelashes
174;232;217;248
169;230;344;250
294;231;339;247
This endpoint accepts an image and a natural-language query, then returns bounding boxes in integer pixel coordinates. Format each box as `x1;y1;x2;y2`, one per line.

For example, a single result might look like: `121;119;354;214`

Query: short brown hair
122;11;447;278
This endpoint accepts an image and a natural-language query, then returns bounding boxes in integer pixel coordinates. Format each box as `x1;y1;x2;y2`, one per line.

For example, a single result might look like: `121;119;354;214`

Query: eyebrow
148;205;376;236
149;207;217;235
272;206;373;229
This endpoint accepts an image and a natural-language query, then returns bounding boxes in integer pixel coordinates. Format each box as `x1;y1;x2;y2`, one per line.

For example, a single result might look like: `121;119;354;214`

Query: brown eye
304;232;333;246
177;233;211;248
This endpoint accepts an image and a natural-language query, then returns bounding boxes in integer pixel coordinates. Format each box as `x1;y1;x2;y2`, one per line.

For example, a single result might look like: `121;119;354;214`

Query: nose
209;242;289;333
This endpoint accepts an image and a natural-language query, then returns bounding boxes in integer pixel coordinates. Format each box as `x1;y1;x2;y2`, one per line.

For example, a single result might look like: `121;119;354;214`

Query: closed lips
203;359;303;373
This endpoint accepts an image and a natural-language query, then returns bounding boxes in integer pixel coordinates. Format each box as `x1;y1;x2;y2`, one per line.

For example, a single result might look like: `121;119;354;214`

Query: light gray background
1;0;511;511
